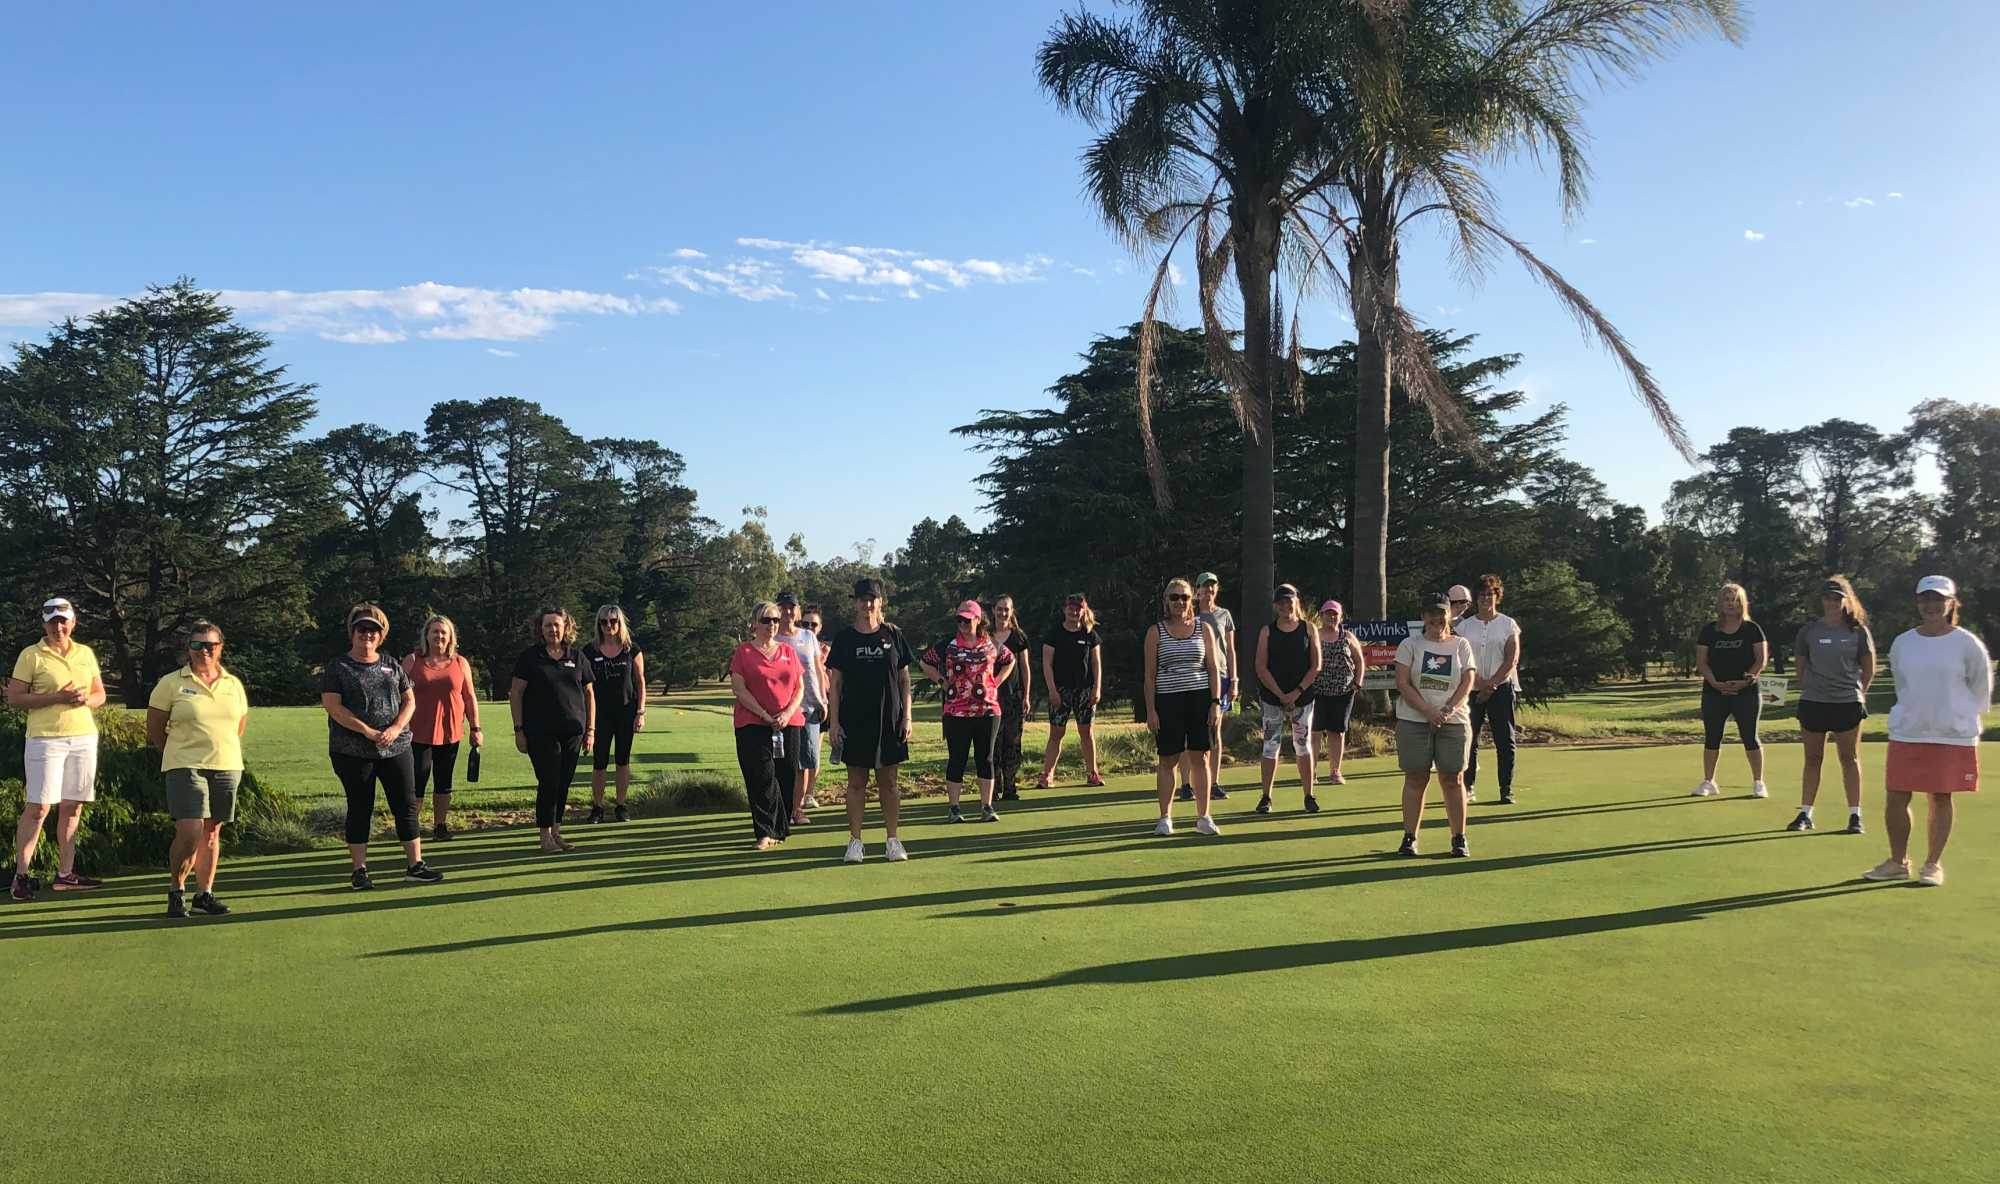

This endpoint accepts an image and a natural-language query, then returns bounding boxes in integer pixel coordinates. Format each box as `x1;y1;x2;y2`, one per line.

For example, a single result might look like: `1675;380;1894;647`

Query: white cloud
1743;229;1766;242
486;347;518;358
842;294;886;304
1068;265;1097;278
1794;200;1805;207
1168;263;1186;286
814;288;830;301
1843;197;1876;208
637;261;794;303
794;248;869;282
0;282;675;342
1577;238;1597;245
645;238;1059;307
1888;191;1905;199
671;247;707;259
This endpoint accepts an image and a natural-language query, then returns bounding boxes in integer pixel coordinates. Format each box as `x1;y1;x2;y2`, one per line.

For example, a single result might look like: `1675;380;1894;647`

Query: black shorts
1311;693;1355;734
1797;699;1867;734
1153;690;1213;758
592;710;638;770
838;715;910;770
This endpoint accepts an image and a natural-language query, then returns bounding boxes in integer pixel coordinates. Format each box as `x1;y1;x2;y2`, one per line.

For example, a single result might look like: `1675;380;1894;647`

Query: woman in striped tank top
1143;577;1223;836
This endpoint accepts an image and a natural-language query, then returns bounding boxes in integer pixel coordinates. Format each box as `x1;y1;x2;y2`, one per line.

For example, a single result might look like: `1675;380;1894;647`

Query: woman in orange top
404;615;481;841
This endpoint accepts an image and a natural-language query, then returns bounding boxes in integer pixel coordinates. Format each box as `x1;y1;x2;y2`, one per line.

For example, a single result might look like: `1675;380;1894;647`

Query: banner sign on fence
1349;619;1423;691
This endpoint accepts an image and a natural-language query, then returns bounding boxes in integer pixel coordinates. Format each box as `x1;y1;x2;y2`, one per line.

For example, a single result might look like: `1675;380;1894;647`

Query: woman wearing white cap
1863;576;1992;888
1310;599;1366;785
7;597;107;902
919;600;1015;823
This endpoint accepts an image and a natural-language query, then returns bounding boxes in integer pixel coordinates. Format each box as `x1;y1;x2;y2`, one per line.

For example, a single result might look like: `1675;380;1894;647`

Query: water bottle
770;728;785;759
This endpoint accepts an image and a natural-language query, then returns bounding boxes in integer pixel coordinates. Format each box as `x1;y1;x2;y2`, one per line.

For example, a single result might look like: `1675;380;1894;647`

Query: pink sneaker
51;871;104;892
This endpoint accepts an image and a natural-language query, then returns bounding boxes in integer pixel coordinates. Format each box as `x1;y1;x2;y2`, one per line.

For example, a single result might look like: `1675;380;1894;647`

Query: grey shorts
165;767;241;822
1396;719;1470;775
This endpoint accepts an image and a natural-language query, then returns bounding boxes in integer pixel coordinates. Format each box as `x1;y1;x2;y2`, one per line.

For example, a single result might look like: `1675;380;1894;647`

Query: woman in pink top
403;615;481;841
730;600;806;851
919;601;1016;824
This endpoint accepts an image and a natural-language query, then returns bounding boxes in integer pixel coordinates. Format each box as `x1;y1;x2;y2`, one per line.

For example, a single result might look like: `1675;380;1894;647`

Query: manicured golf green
4;695;1994;1183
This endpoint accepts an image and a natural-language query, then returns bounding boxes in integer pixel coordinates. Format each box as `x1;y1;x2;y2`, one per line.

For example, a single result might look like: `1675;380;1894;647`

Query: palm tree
1315;0;1743;620
1039;0;1415;661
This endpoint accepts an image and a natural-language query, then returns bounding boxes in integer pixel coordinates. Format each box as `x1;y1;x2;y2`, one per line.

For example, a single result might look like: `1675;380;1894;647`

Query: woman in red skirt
1865;576;1992;888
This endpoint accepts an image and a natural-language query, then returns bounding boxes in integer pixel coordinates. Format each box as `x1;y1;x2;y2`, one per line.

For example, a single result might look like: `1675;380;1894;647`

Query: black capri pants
1153;690;1213;758
1701;686;1762;751
592;708;639;771
526;733;584;828
412;740;461;796
942;714;999;782
331;750;419;845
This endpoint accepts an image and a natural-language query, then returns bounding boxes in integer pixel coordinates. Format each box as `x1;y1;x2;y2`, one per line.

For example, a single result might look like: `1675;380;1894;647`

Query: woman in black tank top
1253;585;1323;813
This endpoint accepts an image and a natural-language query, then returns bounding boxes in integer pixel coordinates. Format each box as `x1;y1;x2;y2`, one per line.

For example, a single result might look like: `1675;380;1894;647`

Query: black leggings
1701;686;1762;751
331;750;419;845
412;741;461;796
1466;684;1517;791
735;724;798;841
943;714;999;782
592;709;638;770
526;733;584;828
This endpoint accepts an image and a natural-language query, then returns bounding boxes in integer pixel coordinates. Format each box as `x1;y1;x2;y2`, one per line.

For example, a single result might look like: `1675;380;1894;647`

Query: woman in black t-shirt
319;603;443;890
1691;582;1769;799
583;604;646;824
1037;593;1104;788
825;578;916;864
510;606;597;853
990;596;1033;801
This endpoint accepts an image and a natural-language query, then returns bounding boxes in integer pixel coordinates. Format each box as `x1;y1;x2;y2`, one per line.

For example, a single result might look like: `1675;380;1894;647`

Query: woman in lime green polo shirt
146;620;249;918
7;596;107;903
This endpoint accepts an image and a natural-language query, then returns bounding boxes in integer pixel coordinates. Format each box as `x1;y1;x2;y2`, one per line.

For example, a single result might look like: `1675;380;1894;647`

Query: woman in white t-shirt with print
1393;592;1478;858
1862;575;1993;888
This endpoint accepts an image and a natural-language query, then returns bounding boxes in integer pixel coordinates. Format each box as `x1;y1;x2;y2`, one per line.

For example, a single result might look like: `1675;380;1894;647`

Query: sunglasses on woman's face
351;622;382;635
188;641;220;653
802;620;821;630
758;616;780;626
1167;593;1190;603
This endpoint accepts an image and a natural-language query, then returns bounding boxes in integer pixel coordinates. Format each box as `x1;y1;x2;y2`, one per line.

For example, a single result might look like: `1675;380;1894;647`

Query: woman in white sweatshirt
1863;575;1992;888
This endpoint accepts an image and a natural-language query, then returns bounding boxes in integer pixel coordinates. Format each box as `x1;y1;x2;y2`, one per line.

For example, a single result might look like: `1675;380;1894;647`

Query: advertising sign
1349;619;1423;691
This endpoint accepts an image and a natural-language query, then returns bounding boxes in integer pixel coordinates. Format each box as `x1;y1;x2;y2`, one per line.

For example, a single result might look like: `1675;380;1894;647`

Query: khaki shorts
165;767;241;822
23;734;98;806
1397;719;1470;775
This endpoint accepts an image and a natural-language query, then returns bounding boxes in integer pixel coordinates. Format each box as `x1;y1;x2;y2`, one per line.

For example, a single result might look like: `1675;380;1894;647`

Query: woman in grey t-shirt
1785;577;1876;835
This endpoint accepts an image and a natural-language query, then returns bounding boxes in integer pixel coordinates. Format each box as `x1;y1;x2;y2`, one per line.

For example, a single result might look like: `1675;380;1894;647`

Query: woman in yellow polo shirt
7;596;107;903
146;620;249;918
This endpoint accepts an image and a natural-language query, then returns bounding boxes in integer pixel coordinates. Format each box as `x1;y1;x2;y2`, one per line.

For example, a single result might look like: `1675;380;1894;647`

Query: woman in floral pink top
920;600;1016;824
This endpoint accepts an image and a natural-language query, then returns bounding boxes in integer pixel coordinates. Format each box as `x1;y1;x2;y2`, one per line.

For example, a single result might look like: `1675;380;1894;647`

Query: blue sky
4;1;1993;563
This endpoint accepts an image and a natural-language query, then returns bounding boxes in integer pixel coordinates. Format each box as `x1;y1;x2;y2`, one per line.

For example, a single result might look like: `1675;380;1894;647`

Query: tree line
4;283;1990;709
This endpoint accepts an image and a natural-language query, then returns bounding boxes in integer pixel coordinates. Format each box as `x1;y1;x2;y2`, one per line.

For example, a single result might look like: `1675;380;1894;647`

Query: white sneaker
1153;816;1174;837
1751;781;1769;799
842;838;864;864
1465;788;1477;802
1917;862;1944;887
1195;815;1222;836
1861;859;1909;882
802;794;821;810
884;838;910;862
1690;780;1717;797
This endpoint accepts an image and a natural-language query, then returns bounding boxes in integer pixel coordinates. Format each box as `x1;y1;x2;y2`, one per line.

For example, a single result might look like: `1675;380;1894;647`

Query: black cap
853;578;885;600
1273;583;1298;601
775;591;798;606
1821;580;1846;595
1422;591;1450;611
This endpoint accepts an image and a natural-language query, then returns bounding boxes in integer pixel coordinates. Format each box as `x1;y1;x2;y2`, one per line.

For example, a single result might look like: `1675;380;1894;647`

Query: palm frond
1385;302;1481;450
1195;205;1252;435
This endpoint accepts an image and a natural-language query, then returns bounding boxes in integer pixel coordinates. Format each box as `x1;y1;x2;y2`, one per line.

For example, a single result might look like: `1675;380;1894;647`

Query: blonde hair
1064;593;1097;632
347;602;389;634
748;601;784;636
1717;582;1751;621
1161;578;1194;621
415;615;458;659
594;604;633;649
530;606;578;645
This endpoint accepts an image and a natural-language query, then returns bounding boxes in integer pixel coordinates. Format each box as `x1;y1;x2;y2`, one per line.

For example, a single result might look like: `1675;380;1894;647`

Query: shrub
631;770;748;816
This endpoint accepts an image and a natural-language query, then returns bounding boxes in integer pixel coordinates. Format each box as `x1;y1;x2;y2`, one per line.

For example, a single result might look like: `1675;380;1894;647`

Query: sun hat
955;600;984;620
1320;599;1343;616
1423;591;1451;611
40;597;74;622
1272;583;1298;601
853;578;885;599
1194;571;1219;587
1916;575;1957;597
1820;580;1847;595
775;591;798;606
1446;584;1473;603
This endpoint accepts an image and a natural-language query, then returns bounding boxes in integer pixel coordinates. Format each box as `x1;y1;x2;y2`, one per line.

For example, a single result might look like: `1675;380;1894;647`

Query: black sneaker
1844;815;1865;835
1785;812;1814;832
1450;834;1470;858
405;861;444;884
1303;794;1321;814
998;787;1020;802
614;803;629;823
191;891;231;916
980;805;999;823
1210;785;1229;800
166;889;188;919
946;805;964;824
431;824;452;842
351;867;374;891
1396;834;1417;857
1176;785;1195;802
1499;790;1515;805
587;804;605;824
1254;795;1272;815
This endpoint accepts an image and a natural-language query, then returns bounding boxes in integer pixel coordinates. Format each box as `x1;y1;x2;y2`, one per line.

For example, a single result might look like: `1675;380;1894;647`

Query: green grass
3;689;1995;1182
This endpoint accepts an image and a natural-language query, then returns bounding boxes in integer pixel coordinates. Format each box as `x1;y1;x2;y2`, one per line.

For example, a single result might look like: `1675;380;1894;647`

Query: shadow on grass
815;880;1887;1014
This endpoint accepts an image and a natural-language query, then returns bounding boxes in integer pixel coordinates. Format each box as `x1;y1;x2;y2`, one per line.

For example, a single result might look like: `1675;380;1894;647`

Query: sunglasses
188;641;221;653
758;616;781;626
802;620;821;630
351;622;383;634
1167;593;1190;602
